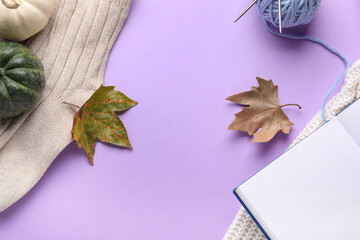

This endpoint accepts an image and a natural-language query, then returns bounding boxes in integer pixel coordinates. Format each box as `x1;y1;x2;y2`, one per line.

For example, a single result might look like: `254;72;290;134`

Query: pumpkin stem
1;0;22;9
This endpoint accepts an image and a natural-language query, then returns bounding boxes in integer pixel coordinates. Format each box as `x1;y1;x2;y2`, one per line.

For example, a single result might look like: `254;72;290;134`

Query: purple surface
1;1;360;239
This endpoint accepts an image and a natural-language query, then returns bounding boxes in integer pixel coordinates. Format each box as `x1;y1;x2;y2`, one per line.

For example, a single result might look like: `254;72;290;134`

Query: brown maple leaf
226;77;301;143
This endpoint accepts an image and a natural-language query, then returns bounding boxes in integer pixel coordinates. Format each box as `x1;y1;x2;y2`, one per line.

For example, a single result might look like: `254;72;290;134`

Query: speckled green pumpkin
0;40;45;118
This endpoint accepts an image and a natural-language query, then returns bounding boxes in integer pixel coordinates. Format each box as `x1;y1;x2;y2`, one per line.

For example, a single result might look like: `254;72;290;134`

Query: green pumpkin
0;40;45;118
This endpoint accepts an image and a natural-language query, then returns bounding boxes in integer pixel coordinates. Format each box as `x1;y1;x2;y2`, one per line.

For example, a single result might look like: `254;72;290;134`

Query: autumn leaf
70;85;137;164
226;77;301;143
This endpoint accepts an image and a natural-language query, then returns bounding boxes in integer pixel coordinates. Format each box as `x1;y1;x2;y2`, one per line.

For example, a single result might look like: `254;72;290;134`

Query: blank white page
236;117;360;240
337;98;360;146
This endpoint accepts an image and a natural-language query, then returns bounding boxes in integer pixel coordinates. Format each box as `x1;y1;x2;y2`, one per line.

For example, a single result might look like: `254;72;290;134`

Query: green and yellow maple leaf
71;85;137;164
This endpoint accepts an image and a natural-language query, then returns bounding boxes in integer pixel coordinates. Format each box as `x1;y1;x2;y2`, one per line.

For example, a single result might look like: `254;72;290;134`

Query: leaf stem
280;103;302;109
63;102;81;108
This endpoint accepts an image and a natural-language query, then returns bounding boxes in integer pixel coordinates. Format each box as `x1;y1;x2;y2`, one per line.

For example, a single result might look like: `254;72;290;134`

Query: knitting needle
278;0;282;33
234;0;259;23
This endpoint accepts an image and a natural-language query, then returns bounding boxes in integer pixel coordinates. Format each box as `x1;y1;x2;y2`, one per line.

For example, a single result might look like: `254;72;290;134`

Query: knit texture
0;0;132;212
223;59;360;240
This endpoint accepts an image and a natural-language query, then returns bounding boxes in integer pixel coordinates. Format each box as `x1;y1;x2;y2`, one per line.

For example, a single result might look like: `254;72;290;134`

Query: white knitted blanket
223;59;360;240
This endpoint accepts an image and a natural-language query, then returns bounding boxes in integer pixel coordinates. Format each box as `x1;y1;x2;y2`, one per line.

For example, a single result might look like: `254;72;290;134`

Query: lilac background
1;0;360;239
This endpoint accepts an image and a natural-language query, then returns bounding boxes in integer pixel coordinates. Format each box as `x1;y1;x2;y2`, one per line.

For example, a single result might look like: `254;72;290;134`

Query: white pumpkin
0;0;55;41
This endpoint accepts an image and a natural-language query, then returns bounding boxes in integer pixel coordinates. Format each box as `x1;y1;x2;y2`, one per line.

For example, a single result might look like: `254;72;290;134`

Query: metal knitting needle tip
278;0;282;34
234;0;259;23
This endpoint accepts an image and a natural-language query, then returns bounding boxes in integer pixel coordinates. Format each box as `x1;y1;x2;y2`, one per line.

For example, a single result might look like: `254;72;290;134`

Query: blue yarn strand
264;20;350;122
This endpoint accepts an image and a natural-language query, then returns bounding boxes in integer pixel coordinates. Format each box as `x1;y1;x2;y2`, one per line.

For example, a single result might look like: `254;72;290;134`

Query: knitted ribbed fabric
0;0;132;212
223;59;360;240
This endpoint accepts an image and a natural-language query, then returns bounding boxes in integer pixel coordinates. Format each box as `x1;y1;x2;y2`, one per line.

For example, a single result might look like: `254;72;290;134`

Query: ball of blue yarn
257;0;321;28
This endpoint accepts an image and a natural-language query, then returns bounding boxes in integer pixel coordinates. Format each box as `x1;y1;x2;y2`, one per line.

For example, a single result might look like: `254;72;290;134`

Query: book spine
233;188;272;240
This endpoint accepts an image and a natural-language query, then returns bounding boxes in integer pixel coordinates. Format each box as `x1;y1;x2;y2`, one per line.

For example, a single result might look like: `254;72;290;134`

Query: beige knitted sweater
0;0;132;212
223;59;360;239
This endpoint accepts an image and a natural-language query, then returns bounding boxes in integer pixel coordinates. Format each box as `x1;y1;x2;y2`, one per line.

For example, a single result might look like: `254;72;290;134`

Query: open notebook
234;98;360;240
